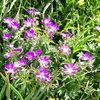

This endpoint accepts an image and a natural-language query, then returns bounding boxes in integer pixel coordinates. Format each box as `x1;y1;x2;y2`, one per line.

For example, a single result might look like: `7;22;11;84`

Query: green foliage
0;0;100;100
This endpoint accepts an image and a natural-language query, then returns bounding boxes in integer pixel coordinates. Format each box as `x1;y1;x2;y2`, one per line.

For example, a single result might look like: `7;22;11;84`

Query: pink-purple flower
24;18;34;27
62;63;78;76
11;21;20;30
36;68;52;82
60;32;75;38
59;44;71;55
25;50;42;61
2;33;11;40
42;17;59;39
47;22;59;33
41;17;51;27
46;22;59;39
13;47;21;53
3;17;13;25
35;49;42;57
81;52;92;61
3;17;20;30
4;63;16;74
7;44;14;48
38;56;50;68
27;9;37;15
4;51;12;59
19;58;27;66
60;32;70;38
24;29;36;38
25;51;36;60
14;61;20;68
71;33;75;37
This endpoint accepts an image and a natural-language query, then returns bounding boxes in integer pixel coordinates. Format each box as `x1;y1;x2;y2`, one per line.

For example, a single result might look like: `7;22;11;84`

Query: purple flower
81;52;92;61
71;33;75;37
11;22;20;30
24;29;36;38
2;33;11;40
46;23;59;39
41;17;51;27
60;32;70;38
7;44;14;48
4;51;12;59
3;17;20;29
3;17;13;24
4;63;16;74
35;49;42;57
13;47;21;53
24;18;34;27
14;61;21;68
19;58;27;66
62;63;78;76
59;44;71;55
46;23;59;33
42;17;59;39
48;23;59;31
25;51;36;60
27;9;37;15
36;68;52;82
38;56;50;68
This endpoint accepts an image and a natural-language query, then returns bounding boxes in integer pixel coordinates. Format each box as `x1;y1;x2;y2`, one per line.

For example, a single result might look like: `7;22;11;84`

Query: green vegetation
0;0;100;100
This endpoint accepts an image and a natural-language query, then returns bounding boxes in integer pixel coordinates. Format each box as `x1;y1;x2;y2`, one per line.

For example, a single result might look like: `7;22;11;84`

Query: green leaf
78;35;94;46
10;84;24;100
0;83;6;100
8;0;17;12
73;35;94;54
0;72;24;100
24;88;35;100
42;0;54;17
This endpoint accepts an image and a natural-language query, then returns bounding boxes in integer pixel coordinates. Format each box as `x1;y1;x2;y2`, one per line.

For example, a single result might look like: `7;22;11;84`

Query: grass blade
8;0;17;12
0;84;7;100
0;72;24;100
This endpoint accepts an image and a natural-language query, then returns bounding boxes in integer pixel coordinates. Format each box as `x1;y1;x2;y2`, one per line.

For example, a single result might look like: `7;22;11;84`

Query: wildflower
27;9;37;15
94;26;100;31
25;51;36;60
38;56;50;68
24;29;36;38
3;17;13;24
59;44;71;55
71;33;75;37
19;58;27;66
77;52;83;59
7;44;14;48
35;49;42;57
60;32;70;38
4;63;16;74
13;47;21;53
14;61;20;68
42;17;59;39
36;68;52;82
62;63;78;75
46;23;59;39
2;33;11;40
4;51;12;59
47;23;59;33
81;52;92;61
11;22;20;30
24;18;34;27
41;17;51;27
